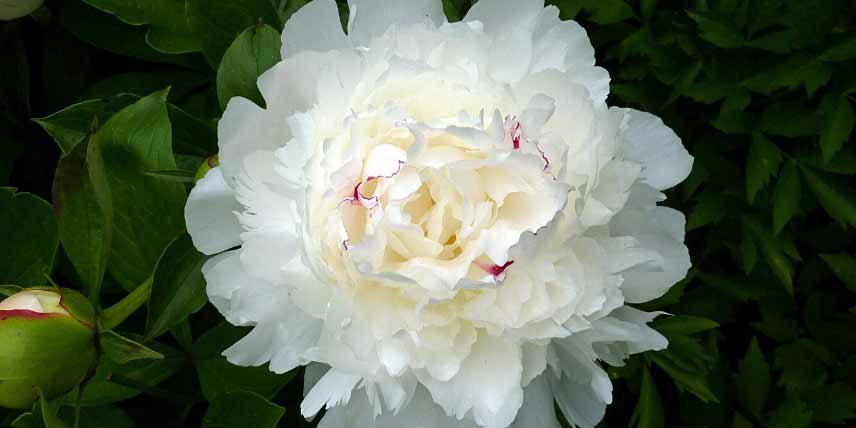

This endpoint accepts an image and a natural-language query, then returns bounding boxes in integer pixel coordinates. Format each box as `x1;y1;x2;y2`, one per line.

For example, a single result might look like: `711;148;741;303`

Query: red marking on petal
480;260;514;280
0;310;53;320
510;121;522;150
534;141;551;171
339;161;407;210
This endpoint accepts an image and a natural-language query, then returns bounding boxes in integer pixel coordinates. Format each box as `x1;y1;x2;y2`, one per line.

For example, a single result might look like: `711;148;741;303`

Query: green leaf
772;161;801;234
742;216;796;293
819;34;856;61
758;102;820;138
202;391;285;428
687;11;744;48
71;340;183;406
629;368;663;428
711;94;754;135
648;352;719;403
731;413;753;428
774;340;829;391
820;253;856;292
52;136;113;301
768;395;812;428
79;71;210;104
653;316;719;337
686;192;729;231
797;146;856;175
33;97;134;155
745;133;783;204
0;189;58;286
145;233;208;341
59;405;137;428
735;338;769;417
54;1;203;68
739;238;759;274
216;24;282;110
99;331;164;365
81;0;201;54
743;55;832;96
582;0;633;25
747;29;797;53
96;90;187;290
819;93;855;162
144;169;197;183
806;382;856;423
14;389;63;428
35;93;215;159
799;165;856;228
443;0;469;22
192;323;297;401
187;0;281;67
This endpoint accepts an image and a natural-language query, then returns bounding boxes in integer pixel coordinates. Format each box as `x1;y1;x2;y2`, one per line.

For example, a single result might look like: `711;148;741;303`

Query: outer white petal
319;386;481;428
201;250;244;318
611;206;691;303
548;369;608;428
217;97;289;185
281;0;349;59
509;375;561;428
185;167;243;255
419;333;523;428
224;308;322;374
258;52;334;116
463;0;543;33
301;369;363;418
615;108;693;191
347;0;445;47
464;0;545;82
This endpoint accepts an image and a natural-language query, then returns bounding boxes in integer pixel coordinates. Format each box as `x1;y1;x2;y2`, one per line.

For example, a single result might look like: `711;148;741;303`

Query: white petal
616;108;693;191
531;15;594;73
347;0;445;47
0;292;43;312
609;307;668;354
465;0;544;82
419;332;523;428
319;386;481;428
201;250;244;318
520;342;548;387
239;231;301;283
463;0;543;34
301;369;363;418
185;167;243;255
510;375;561;428
548;370;608;428
611;206;691;303
281;0;349;59
218;97;288;185
258;52;333;116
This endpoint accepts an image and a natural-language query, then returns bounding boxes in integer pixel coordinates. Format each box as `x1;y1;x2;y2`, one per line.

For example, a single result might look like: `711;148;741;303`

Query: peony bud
0;0;43;21
0;289;97;409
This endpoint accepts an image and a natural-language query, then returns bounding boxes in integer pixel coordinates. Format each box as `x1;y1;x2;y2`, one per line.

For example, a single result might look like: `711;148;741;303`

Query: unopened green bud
0;289;97;409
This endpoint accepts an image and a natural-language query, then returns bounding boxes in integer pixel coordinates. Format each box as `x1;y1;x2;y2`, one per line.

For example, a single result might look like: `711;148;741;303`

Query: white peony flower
185;0;693;427
0;0;42;21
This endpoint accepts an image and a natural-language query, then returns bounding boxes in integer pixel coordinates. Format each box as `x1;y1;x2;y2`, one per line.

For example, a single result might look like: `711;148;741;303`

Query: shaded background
1;0;855;427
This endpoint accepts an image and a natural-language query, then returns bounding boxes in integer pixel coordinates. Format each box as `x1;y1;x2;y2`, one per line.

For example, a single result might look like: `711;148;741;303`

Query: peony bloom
185;0;693;426
0;0;42;20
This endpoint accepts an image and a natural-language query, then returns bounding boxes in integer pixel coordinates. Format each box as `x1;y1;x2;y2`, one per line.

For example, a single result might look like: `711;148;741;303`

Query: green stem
101;277;152;331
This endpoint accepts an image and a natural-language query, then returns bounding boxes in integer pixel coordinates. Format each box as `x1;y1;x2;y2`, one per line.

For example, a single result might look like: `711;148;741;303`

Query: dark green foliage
1;0;855;427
